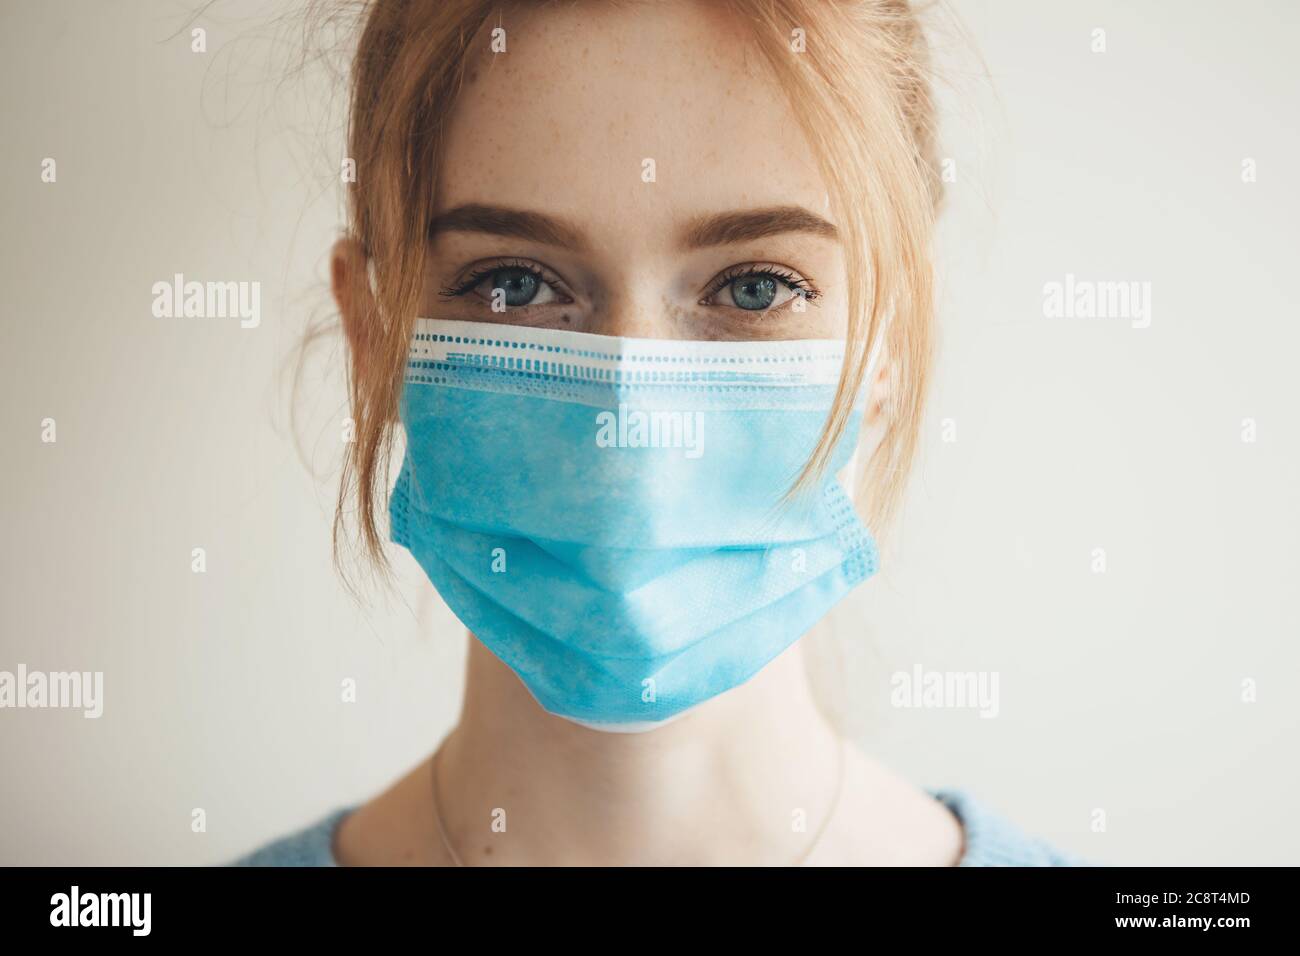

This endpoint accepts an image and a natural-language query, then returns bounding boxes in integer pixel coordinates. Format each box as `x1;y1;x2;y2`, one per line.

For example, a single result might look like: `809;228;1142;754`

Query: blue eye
487;266;540;307
442;259;566;308
730;275;778;311
703;265;819;312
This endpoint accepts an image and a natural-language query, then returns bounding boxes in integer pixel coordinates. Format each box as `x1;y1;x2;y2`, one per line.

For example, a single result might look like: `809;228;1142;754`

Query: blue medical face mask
390;317;880;731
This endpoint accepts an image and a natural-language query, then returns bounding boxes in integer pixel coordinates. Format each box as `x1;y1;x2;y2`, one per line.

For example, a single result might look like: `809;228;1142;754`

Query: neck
436;634;844;865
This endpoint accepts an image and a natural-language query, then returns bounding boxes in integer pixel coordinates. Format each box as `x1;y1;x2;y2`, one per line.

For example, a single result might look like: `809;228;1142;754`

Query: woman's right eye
471;265;557;307
442;261;571;309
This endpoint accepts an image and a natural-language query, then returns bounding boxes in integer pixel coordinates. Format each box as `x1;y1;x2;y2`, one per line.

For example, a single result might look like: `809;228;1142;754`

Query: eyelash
438;258;821;308
699;264;821;307
439;258;571;302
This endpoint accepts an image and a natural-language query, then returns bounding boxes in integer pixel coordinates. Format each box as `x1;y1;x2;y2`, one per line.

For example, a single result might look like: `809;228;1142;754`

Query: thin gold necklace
430;735;846;867
430;742;467;867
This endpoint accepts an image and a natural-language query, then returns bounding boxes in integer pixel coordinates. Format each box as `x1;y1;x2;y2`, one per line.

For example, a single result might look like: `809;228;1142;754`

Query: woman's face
419;0;847;342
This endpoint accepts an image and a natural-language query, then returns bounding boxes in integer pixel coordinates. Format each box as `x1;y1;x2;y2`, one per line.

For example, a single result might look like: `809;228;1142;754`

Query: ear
865;351;892;429
330;237;374;368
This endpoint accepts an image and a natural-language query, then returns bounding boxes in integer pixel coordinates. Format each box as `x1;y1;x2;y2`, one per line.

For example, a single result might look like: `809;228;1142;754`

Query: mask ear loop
837;313;890;506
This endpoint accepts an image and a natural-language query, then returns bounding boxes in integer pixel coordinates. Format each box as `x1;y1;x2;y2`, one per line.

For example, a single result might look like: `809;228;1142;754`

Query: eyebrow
680;205;838;248
428;203;591;251
428;203;838;251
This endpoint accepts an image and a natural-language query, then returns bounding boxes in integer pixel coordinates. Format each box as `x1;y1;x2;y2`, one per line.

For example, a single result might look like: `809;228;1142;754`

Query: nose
585;283;677;340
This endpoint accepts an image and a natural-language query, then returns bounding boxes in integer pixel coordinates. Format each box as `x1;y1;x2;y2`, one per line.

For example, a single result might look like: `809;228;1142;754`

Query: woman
233;0;1083;866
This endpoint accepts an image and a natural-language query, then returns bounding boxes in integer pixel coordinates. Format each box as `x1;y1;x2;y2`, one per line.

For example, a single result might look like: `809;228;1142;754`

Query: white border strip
410;317;883;387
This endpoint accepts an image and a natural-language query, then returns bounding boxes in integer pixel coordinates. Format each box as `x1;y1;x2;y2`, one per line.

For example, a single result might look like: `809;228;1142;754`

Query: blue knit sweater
229;788;1089;866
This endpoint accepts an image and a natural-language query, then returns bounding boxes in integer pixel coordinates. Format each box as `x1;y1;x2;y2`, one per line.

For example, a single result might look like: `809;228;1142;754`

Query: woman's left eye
701;266;818;312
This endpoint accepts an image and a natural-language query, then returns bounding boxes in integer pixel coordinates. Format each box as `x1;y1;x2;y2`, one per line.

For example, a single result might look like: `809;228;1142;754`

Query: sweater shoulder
223;792;1091;867
225;807;354;867
925;787;1093;867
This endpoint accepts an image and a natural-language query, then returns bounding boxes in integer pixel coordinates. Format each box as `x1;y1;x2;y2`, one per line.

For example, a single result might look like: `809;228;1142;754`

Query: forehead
435;1;831;233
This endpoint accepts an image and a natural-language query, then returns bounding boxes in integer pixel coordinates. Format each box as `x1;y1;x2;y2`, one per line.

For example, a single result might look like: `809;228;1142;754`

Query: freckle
560;313;571;324
483;845;493;855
